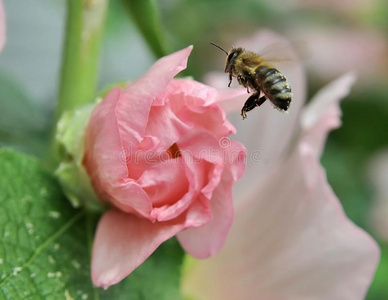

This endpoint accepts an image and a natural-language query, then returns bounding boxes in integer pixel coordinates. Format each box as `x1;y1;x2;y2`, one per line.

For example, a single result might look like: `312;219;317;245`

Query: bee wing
242;55;264;68
258;41;309;66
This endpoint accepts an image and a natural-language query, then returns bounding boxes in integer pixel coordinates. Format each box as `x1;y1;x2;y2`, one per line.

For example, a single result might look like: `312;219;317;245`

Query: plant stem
121;0;169;58
55;0;109;122
50;0;108;167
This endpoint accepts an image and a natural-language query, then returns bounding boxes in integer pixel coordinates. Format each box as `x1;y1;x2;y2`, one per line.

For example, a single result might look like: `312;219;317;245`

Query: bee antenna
210;42;228;56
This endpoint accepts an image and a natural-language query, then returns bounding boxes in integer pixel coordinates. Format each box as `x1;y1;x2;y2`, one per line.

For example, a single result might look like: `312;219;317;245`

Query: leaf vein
0;210;85;287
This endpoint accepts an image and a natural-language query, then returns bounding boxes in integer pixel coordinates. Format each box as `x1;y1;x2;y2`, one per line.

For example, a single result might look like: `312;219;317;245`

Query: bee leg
237;75;250;93
237;74;244;85
228;74;233;87
241;94;267;120
241;93;259;120
257;95;267;106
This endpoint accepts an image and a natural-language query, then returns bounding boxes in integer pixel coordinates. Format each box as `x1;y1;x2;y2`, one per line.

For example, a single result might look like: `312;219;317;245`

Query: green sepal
54;101;102;210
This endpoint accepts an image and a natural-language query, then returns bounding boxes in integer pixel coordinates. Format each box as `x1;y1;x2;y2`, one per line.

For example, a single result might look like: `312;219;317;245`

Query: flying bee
210;42;292;120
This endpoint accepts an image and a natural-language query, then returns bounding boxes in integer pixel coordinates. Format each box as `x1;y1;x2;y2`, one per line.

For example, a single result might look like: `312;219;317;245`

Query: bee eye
227;51;239;63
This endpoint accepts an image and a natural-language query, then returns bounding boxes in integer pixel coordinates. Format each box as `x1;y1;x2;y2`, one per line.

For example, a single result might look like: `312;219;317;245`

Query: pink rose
83;46;246;288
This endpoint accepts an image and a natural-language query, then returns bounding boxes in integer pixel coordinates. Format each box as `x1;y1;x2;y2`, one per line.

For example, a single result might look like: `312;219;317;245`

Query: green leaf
0;149;184;299
0;149;89;299
367;243;388;300
121;0;169;58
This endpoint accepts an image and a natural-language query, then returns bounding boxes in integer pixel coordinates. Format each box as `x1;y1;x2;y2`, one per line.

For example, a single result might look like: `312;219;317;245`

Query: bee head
225;47;243;73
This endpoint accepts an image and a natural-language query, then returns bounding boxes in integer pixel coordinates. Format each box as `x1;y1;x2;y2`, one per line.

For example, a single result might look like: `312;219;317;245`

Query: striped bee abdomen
255;65;292;111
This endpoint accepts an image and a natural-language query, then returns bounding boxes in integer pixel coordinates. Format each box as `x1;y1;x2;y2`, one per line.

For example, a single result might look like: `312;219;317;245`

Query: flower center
166;143;181;159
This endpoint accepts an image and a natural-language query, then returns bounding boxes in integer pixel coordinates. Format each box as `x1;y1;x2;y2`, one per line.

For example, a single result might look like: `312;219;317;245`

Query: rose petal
92;209;185;289
158;79;236;138
86;46;193;180
179;132;227;164
83;88;153;218
155;78;218;106
177;169;235;259
126;135;163;180
84;88;128;185
224;139;247;182
176;102;235;139
107;180;152;218
116;46;193;153
152;158;213;223
157;78;246;108
177;140;246;258
137;157;189;207
145;104;190;151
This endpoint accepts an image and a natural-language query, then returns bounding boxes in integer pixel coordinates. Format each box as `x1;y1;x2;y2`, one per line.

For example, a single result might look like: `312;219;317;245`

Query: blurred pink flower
83;46;246;288
298;0;369;12
288;27;388;82
367;149;388;242
182;31;380;300
0;0;5;51
264;0;378;18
